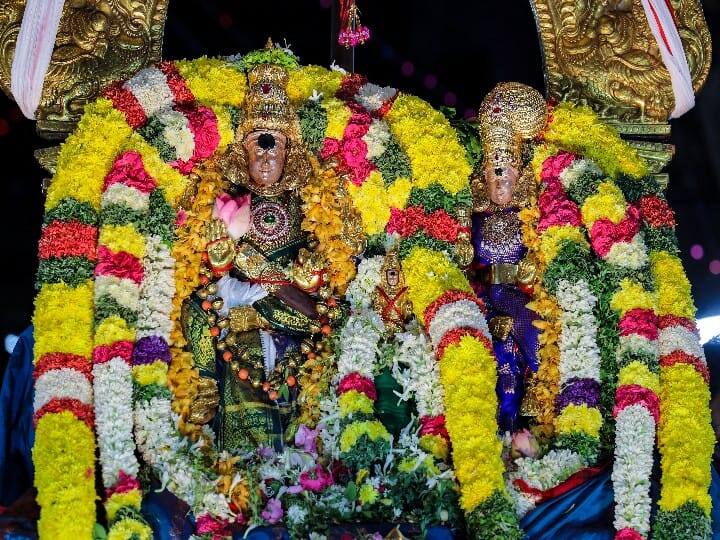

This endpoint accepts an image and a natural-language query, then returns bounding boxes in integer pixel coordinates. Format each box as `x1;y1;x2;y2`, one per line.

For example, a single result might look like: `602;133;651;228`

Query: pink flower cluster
538;152;582;231
321;102;375;185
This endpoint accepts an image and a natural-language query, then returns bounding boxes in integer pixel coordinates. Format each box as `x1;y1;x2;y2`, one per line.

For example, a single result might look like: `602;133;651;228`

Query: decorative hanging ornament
338;0;371;49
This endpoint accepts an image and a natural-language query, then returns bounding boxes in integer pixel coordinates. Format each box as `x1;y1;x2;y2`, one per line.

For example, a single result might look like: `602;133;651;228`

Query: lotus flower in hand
213;192;251;240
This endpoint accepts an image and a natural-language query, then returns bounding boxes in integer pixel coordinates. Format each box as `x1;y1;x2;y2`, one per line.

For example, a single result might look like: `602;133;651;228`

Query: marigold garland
168;160;222;437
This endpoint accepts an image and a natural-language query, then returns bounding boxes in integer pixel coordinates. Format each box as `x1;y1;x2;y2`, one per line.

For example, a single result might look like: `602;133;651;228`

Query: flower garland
517;200;560;435
92;151;155;539
531;104;714;538
301;155;364;295
32;98;132;539
335;293;391;470
402;247;521;538
620;178;714;538
536;152;603;463
392;323;449;461
572;165;659;539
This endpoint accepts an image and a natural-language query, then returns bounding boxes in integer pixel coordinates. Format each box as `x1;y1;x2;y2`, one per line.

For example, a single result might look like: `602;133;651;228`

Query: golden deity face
386;266;400;288
244;129;288;188
485;165;519;206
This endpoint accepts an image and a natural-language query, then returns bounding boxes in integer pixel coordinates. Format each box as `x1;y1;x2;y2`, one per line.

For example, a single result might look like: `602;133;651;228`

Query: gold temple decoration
529;0;711;123
371;249;413;336
529;0;712;181
0;0;169;139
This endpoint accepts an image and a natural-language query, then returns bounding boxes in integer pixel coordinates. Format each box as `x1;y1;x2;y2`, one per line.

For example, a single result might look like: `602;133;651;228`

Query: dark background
0;0;719;374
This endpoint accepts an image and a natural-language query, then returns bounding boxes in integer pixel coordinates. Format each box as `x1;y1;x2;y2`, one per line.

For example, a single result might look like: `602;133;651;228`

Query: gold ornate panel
0;0;169;139
529;0;712;124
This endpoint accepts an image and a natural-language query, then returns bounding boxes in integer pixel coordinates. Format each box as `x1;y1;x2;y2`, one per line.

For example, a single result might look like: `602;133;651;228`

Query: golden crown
479;82;547;169
242;63;298;139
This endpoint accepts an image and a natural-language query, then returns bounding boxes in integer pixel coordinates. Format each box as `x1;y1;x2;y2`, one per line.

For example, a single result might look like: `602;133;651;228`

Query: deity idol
181;61;329;452
471;82;547;434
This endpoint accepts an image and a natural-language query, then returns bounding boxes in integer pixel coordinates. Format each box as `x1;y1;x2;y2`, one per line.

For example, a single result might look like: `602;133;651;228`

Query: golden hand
188;376;220;425
206;219;236;275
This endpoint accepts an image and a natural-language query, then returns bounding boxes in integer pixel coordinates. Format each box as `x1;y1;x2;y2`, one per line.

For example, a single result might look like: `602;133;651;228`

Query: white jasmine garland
134;397;220;511
393;324;444;418
345;256;383;310
94;358;139;486
604;234;648;270
658;325;705;360
612;404;655;536
512;448;588;491
337;310;384;379
136;235;175;340
102;183;150;212
355;82;397;112
34;367;92;410
124;66;175;117
427;299;489;348
555;279;601;386
507;449;588;517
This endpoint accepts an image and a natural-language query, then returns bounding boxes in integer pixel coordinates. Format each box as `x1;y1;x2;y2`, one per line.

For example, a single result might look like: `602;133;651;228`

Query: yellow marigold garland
175;57;247;107
385;94;471;194
519;204;560;435
287;65;344;104
169;161;223;438
543;103;647;178
440;335;505;511
33;412;97;540
301;156;363;294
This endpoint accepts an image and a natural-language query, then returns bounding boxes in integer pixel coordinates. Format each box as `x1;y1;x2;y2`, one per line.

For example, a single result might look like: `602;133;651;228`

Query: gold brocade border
519;203;560;437
169;160;224;440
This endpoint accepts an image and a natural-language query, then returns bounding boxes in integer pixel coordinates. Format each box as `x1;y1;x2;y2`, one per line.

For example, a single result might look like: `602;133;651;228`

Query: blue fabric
521;466;720;539
0;326;34;506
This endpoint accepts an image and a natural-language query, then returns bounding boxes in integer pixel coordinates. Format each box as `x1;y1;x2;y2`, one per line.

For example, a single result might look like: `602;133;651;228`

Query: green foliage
653;503;712;540
36;257;95;289
44;198;98;225
465;491;523;540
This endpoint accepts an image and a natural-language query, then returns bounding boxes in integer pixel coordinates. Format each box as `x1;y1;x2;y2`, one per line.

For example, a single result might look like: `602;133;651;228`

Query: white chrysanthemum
617;334;658;362
345;256;383;310
612;404;655;535
95;275;141;312
102;183;150;212
604;234;648;270
355;82;397;112
659;325;705;360
428;299;489;348
94;358;139;487
124;66;175;116
156;108;195;162
363;120;391;160
558;158;602;190
34;367;93;411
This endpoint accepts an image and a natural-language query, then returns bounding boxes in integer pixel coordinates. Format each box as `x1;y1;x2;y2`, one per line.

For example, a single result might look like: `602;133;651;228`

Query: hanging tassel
338;0;371;49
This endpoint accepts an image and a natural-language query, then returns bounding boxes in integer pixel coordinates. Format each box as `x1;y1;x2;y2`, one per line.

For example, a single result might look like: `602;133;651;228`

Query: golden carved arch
0;0;169;139
529;0;712;124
